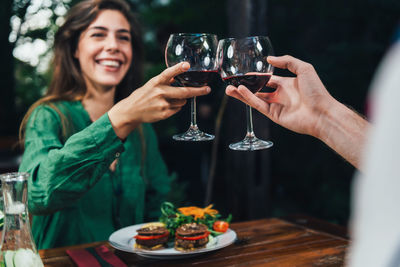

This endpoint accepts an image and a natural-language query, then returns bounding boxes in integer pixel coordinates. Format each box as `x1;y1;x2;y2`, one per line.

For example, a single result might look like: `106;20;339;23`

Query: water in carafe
0;172;43;267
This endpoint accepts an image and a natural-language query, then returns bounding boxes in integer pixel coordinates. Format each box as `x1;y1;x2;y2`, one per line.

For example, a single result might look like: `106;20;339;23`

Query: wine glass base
229;136;273;151
173;127;215;141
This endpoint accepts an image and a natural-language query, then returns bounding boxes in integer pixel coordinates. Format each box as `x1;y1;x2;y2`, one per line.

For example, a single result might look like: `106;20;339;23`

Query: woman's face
75;10;132;91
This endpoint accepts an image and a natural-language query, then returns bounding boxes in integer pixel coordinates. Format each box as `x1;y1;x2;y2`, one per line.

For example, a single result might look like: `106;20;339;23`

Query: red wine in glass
223;73;271;93
165;33;218;141
175;70;221;87
217;36;274;151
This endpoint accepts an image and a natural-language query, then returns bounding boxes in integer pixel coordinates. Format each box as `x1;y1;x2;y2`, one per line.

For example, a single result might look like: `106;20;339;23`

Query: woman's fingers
167;98;187;108
164;85;211;99
164;107;182;118
155;105;183;120
148;62;213;99
157;62;190;84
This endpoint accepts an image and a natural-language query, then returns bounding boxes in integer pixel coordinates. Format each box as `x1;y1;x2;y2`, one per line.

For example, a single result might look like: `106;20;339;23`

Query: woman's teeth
99;60;120;67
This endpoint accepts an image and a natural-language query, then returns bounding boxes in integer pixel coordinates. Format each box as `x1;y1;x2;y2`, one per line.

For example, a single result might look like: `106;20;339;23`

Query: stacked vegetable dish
134;202;232;251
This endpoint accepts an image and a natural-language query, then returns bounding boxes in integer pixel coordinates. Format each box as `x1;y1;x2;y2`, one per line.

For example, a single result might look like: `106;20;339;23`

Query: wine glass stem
190;97;198;129
246;105;255;138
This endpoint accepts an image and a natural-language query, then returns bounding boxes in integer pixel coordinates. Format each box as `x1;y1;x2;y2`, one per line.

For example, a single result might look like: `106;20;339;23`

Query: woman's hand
225;55;336;138
109;62;210;139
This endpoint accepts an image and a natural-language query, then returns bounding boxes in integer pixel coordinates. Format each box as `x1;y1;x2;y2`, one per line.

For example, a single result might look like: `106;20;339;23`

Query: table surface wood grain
39;216;349;267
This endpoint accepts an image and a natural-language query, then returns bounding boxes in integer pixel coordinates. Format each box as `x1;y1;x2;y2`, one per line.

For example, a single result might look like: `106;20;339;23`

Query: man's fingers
226;85;250;105
237;85;262;103
227;83;280;105
255;92;279;103
158;62;190;84
266;75;282;88
226;85;272;113
236;85;272;114
267;55;314;75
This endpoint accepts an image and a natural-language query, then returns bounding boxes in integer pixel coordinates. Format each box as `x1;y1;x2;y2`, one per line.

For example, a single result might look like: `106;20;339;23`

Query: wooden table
40;216;349;266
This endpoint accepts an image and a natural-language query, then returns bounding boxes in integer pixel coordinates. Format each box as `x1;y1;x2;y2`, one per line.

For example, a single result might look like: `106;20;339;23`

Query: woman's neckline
75;100;94;123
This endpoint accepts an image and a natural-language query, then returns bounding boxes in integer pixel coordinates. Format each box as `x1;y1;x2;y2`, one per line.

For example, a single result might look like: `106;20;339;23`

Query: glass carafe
0;172;43;267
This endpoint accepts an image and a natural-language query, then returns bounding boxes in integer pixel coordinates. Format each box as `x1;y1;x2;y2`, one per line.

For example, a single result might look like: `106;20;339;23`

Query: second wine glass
218;36;274;151
165;33;219;141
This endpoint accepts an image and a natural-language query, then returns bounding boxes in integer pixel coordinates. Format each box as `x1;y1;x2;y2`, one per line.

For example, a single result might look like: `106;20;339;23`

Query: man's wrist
311;95;340;140
312;97;368;168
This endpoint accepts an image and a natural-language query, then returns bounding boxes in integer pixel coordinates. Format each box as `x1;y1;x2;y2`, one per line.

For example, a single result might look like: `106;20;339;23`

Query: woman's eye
119;36;130;41
91;33;105;38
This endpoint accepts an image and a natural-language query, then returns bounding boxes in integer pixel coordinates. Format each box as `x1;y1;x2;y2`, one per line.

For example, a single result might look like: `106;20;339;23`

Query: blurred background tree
1;0;399;227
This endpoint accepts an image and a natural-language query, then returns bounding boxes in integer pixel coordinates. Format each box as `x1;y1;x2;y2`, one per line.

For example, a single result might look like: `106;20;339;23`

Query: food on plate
142;222;165;228
174;223;210;251
177;205;218;220
132;202;232;251
134;224;169;250
159;202;232;237
213;220;229;233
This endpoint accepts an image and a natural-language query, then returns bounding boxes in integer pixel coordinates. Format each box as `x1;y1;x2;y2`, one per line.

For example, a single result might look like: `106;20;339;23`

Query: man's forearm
315;99;370;169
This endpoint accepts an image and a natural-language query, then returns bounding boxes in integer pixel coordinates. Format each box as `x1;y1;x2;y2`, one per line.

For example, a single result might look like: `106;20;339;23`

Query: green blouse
19;101;172;249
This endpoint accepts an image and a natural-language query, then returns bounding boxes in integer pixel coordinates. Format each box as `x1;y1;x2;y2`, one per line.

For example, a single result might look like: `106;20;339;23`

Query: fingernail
181;62;190;70
206;87;211;93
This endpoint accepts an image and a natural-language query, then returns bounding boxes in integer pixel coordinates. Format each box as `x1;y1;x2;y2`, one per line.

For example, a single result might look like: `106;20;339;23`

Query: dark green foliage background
265;0;399;224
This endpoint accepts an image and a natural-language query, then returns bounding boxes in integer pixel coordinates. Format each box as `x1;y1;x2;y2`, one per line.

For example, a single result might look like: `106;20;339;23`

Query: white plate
108;222;237;259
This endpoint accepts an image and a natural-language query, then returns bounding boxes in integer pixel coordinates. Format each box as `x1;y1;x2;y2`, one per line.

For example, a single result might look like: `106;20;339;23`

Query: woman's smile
95;58;124;72
97;59;122;68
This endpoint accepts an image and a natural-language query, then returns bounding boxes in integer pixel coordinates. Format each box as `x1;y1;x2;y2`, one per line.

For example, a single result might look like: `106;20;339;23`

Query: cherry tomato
213;221;229;233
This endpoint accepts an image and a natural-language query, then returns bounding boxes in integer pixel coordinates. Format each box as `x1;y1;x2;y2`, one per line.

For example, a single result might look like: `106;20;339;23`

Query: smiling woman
74;9;134;121
17;0;210;250
75;10;133;95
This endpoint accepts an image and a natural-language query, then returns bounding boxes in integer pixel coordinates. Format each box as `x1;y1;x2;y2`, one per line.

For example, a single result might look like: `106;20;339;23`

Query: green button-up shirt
19;101;172;249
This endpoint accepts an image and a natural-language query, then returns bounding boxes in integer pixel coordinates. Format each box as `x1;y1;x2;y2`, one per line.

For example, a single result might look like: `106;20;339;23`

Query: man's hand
226;55;335;138
225;55;369;169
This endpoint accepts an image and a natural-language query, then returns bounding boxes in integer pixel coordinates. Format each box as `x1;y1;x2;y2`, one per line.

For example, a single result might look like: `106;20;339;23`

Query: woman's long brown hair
19;0;144;145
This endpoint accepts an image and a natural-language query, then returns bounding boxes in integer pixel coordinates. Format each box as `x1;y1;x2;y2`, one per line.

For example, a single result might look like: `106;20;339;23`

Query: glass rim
218;35;272;42
169;33;218;38
0;172;29;182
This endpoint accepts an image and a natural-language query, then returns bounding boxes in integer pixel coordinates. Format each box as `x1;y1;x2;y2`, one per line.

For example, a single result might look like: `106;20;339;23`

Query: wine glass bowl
165;33;219;141
217;36;274;151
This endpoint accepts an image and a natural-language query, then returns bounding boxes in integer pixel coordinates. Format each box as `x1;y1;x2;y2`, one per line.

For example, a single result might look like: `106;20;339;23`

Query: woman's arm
20;105;124;214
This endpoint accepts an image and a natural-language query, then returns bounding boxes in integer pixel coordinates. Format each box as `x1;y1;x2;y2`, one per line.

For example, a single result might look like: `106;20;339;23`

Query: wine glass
165;33;219;141
217;36;274;150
